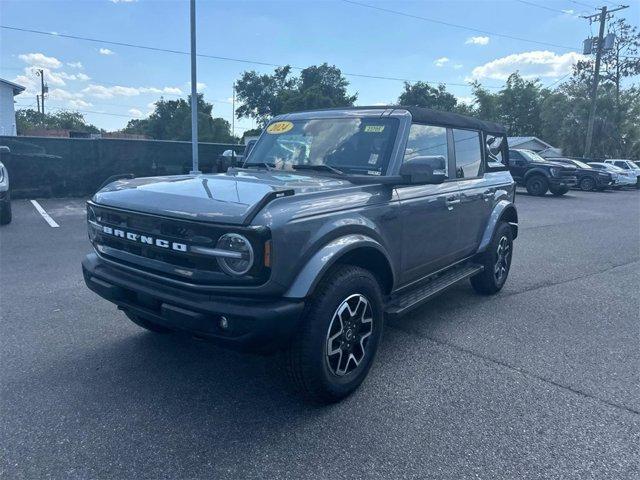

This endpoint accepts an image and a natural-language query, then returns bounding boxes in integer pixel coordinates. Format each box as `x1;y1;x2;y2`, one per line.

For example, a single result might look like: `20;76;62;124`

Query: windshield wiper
291;164;343;175
244;162;274;171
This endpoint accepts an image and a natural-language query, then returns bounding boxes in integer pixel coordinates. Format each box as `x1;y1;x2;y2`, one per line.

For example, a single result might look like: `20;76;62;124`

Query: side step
385;262;484;319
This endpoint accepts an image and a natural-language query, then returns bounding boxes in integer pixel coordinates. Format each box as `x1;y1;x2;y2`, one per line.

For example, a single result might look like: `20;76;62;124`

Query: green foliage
235;63;357;124
16;109;100;134
122;94;238;143
398;82;458;111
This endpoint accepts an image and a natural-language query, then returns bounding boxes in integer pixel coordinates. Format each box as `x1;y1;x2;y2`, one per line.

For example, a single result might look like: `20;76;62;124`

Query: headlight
549;167;560;177
216;233;254;276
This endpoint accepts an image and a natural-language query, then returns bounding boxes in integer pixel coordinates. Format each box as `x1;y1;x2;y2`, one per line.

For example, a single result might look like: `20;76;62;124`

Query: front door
395;124;462;285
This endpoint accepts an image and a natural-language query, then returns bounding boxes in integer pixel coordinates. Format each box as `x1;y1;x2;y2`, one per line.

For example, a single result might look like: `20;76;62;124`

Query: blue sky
1;0;638;133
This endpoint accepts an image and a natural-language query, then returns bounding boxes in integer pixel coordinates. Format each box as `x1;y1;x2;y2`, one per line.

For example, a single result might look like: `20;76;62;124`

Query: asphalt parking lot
1;188;639;479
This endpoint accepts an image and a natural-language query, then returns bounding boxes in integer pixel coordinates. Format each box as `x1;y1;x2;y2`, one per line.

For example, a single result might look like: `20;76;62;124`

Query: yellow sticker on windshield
364;125;385;133
266;121;294;134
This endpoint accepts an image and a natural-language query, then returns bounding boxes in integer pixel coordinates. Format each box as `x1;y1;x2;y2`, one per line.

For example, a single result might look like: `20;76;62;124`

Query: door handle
445;195;460;210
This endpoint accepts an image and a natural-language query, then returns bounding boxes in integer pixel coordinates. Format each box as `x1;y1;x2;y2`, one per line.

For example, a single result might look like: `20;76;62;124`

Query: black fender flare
477;200;518;253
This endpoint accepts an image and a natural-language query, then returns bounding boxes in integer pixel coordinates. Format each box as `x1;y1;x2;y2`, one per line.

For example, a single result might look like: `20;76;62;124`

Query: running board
385;262;484;319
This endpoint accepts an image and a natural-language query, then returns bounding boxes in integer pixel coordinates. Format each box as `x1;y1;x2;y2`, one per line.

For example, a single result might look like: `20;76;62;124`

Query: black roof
399;106;506;134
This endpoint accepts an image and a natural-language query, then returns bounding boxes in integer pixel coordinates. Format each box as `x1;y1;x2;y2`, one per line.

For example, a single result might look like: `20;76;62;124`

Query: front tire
525;175;548;196
0;195;11;225
579;177;596;191
471;222;513;295
285;265;384;403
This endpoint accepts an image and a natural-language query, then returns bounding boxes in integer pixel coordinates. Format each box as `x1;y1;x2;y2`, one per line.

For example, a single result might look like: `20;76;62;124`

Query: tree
16;109;100;134
235;63;357;125
398;82;458;111
122;94;237;143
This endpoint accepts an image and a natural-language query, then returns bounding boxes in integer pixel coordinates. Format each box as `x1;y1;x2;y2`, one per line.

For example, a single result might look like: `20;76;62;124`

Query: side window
485;134;506;167
615;161;628;169
404;124;449;175
452;129;482;179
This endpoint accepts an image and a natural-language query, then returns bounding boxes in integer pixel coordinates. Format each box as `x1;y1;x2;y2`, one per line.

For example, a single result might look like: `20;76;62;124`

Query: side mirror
399;156;447;185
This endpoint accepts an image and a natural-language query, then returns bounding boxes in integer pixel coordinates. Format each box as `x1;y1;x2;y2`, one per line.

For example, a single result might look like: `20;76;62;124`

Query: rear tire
124;311;173;333
471;222;513;295
579;177;596;191
525;175;548;196
285;265;384;403
549;185;569;196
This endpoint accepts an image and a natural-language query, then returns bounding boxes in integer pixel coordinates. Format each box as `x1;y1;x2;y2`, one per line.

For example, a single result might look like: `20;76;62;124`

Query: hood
92;169;356;225
533;160;576;170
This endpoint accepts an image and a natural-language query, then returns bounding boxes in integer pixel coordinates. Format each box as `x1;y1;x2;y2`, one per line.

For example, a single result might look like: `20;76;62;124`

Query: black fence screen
0;136;243;198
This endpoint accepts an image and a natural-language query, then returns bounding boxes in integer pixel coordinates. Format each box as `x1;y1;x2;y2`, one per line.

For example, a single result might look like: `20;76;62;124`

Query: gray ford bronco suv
82;106;518;402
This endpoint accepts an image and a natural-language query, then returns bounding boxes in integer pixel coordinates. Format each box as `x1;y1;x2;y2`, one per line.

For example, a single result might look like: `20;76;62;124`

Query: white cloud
110;0;137;3
128;108;143;117
562;9;575;14
434;57;449;67
19;52;62;69
82;84;183;99
453;64;463;70
76;73;91;81
466;36;490;45
471;50;587;80
456;95;475;106
69;99;93;108
99;48;115;56
67;61;83;69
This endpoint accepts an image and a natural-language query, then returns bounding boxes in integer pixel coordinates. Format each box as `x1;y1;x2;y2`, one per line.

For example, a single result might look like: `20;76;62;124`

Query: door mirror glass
399;155;447;184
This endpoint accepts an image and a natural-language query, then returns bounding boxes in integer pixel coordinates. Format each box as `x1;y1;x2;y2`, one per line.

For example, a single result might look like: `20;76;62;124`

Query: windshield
572;159;592;169
245;117;399;176
519;150;547;163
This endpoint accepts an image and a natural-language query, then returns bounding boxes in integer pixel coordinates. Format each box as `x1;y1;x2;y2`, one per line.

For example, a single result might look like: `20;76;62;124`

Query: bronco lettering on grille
101;225;188;252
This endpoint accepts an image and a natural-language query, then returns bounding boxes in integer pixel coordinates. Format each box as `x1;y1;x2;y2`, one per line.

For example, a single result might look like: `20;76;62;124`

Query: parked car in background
603;159;640;188
507;149;577;196
588;162;637;189
549;158;613;191
0;146;11;225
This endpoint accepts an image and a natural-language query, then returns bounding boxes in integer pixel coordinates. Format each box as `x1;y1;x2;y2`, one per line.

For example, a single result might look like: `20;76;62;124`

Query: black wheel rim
530;179;542;195
325;294;373;377
494;236;511;284
581;178;594;191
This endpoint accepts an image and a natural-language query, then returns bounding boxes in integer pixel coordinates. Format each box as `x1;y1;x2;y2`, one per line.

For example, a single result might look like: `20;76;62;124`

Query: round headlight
216;233;254;276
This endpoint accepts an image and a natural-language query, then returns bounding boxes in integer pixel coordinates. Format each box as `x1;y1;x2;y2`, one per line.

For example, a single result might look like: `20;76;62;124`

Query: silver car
588;162;636;188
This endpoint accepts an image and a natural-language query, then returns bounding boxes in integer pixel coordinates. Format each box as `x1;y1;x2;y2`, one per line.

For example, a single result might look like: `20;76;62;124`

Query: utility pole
189;0;200;174
232;84;235;140
35;69;46;115
582;5;628;158
36;95;40;114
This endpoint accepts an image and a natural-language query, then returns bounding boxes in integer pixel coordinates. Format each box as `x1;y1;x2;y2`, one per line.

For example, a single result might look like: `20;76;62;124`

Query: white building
508;136;563;158
0;78;26;136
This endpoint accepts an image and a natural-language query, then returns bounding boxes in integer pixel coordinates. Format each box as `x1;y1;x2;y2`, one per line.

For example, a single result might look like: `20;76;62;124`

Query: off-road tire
549;185;569;196
284;265;384;404
579;177;596;191
0;201;11;225
124;311;173;333
471;222;513;295
525;175;548;196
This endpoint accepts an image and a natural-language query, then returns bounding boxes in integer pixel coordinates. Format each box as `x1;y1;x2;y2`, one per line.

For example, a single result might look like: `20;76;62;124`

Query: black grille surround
87;202;271;287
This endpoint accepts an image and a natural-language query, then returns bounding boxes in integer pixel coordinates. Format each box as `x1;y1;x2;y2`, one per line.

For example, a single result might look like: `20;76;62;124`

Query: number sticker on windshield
364;125;385;133
267;121;294;134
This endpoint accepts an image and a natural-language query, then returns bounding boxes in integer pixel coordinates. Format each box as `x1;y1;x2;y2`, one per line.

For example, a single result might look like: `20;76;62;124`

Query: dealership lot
1;189;639;479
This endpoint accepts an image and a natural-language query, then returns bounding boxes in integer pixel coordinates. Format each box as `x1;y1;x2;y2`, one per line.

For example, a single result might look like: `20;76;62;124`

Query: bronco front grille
88;203;269;285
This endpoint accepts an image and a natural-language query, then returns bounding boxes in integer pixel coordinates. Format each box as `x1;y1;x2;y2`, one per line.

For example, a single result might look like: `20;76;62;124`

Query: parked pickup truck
507;148;577;196
82;106;518;402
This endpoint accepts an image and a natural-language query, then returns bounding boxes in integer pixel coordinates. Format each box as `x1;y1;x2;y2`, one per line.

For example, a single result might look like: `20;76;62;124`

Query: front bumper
82;253;305;353
549;176;577;188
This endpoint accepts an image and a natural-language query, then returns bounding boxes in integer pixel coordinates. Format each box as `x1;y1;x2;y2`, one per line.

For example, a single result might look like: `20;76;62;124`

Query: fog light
219;316;229;330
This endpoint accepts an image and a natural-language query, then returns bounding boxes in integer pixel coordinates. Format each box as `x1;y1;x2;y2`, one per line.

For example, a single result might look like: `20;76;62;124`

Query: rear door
395;124;462;284
451;128;493;256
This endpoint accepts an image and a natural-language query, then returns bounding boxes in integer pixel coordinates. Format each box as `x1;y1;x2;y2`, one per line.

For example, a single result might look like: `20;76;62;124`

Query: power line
515;0;578;16
341;0;579;51
0;24;503;89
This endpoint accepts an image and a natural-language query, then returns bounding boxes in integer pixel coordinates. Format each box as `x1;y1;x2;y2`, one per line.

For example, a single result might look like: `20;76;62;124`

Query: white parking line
30;200;60;228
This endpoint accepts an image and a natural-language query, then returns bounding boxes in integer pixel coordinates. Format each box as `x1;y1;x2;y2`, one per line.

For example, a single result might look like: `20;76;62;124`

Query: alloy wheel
325;294;373;376
494;236;511;284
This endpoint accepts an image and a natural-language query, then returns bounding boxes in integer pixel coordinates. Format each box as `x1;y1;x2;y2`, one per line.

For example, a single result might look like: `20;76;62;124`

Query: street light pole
189;0;200;174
